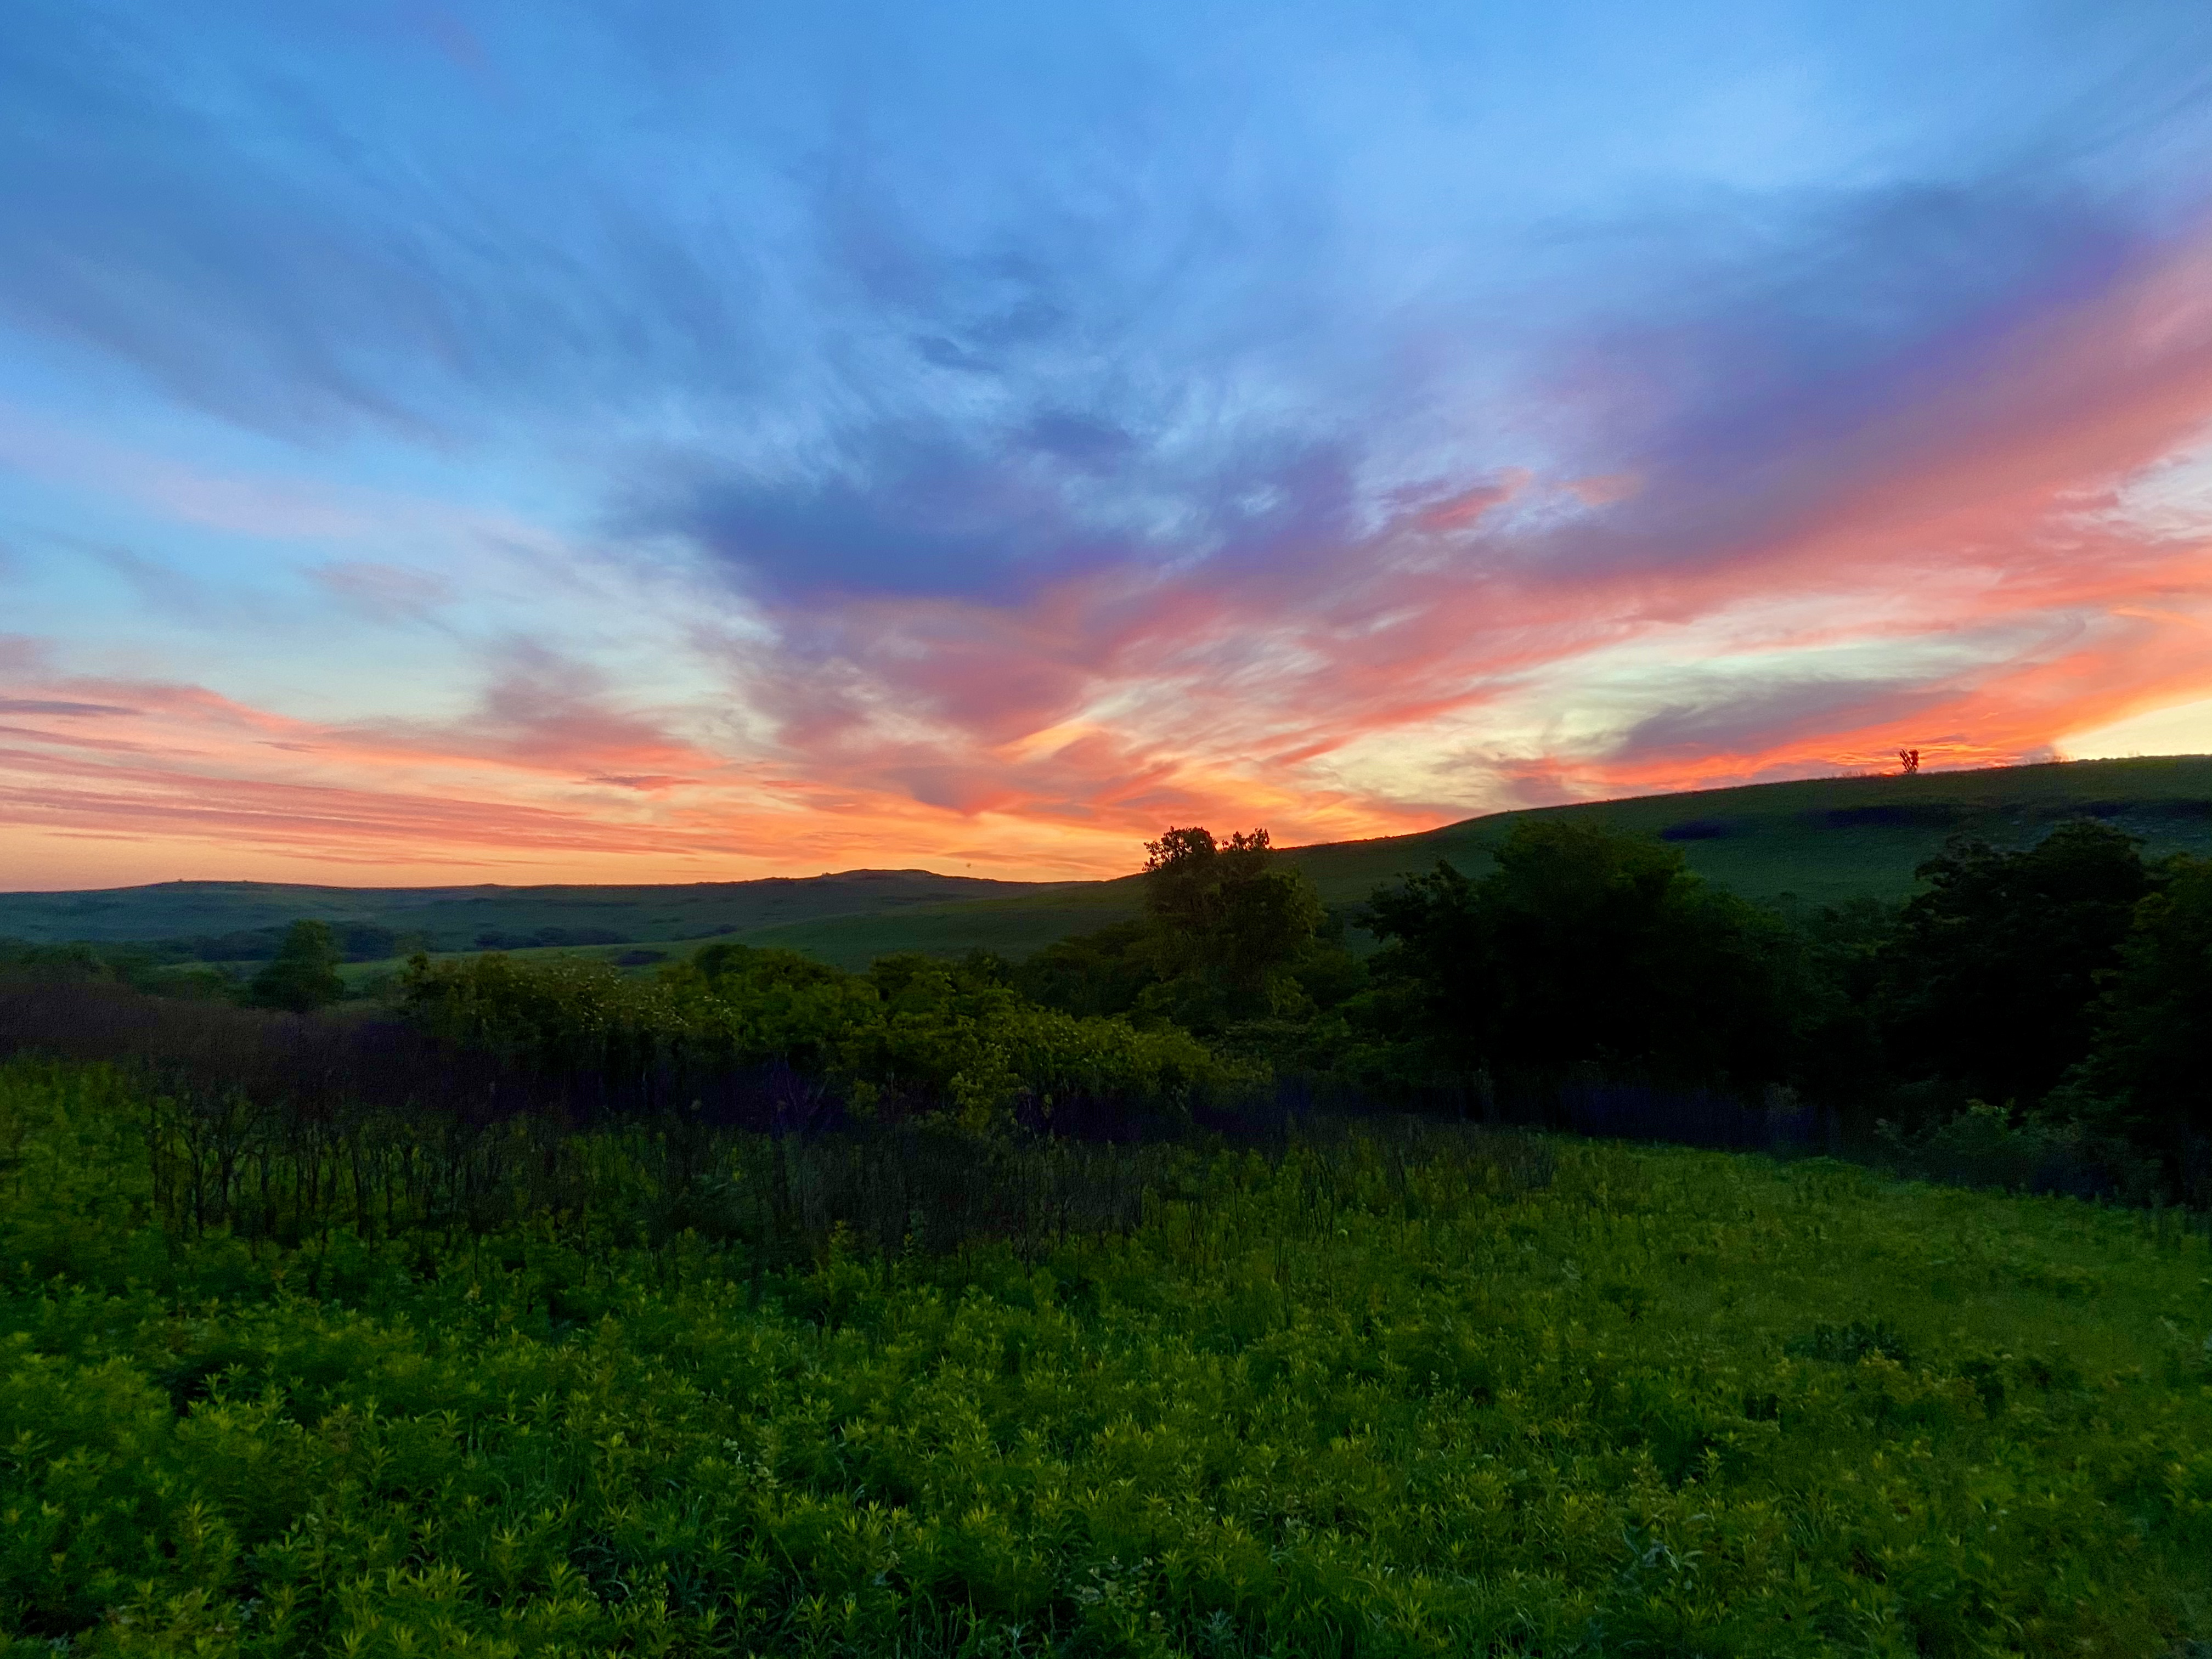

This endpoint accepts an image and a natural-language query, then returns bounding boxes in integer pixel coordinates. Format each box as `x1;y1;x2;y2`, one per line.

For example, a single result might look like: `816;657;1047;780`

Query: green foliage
1;1060;2208;1655
1337;816;2211;1200
45;807;2208;1209
1359;821;1807;1088
400;941;1234;1133
1880;822;2152;1110
2059;853;2212;1153
1013;920;1162;1019
247;922;345;1014
1012;830;1343;1064
0;938;238;1001
1136;827;1328;1035
1876;1102;2164;1203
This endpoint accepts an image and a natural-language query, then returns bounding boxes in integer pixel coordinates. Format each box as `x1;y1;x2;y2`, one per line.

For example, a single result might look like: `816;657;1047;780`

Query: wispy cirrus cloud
0;633;1424;887
5;2;2212;889
667;208;2212;828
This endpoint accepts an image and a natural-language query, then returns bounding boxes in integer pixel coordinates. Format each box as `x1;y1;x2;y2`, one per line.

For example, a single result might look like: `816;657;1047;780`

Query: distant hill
0;870;1070;956
7;755;2209;970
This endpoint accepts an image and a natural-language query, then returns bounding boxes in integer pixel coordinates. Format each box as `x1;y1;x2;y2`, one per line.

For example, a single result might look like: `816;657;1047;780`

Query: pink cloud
11;228;2212;889
0;645;1324;887
572;221;2212;874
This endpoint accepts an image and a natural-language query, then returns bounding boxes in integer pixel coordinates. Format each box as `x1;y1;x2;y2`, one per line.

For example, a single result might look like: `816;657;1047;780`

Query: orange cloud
10;230;2212;890
0;644;1434;889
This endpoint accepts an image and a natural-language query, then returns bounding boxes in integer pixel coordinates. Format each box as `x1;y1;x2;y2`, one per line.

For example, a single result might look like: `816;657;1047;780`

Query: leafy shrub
2057;852;2212;1188
1785;1318;1914;1367
402;944;1240;1135
246;921;345;1013
1877;1099;2163;1201
1877;821;2152;1110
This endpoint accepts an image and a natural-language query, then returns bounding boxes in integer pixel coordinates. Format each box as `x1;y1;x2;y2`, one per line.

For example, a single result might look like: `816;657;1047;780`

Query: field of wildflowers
1;1058;2207;1656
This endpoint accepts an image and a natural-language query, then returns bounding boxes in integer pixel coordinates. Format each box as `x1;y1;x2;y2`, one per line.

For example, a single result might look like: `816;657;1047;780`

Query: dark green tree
1137;826;1324;1032
249;919;346;1013
1878;820;2151;1109
1013;919;1162;1019
1362;820;1803;1086
2056;853;2212;1157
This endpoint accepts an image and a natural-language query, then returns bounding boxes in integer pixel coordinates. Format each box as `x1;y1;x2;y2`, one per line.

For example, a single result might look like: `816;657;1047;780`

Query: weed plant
2;1060;2208;1656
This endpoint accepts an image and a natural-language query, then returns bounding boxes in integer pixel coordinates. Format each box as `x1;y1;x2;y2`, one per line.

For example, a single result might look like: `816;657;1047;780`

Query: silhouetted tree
1898;748;1921;775
249;920;346;1013
1138;826;1324;1031
1363;821;1804;1087
1878;821;2150;1110
2056;852;2212;1163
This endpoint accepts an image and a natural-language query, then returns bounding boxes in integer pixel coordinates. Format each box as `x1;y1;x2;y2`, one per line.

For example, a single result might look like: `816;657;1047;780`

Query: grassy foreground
2;1061;2209;1656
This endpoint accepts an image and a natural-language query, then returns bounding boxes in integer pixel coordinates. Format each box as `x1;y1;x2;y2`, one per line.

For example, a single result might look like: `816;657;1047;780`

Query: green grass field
2;1057;2208;1655
12;756;2212;972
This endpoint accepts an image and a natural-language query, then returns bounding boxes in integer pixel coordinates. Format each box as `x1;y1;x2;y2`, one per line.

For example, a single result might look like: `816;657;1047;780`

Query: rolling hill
697;754;2212;964
7;754;2209;970
0;870;1072;956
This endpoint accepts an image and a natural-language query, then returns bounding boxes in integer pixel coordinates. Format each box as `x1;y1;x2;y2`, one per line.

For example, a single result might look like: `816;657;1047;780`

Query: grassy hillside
0;869;1071;952
10;756;2212;972
691;754;2212;966
1291;753;2212;908
3;1057;2207;1655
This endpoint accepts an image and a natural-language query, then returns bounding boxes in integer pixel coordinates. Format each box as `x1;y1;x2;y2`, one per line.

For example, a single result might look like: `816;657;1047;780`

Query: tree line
1007;817;2210;1200
3;814;2207;1207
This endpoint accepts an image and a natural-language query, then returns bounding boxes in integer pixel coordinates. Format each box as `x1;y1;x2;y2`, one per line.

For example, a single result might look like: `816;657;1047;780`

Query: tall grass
1;1058;2208;1656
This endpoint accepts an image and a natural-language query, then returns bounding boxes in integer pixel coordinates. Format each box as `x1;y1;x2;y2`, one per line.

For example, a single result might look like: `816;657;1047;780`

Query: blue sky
4;1;2212;885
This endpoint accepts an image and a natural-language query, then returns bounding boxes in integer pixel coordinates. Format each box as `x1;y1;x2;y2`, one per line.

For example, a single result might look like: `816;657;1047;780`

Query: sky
5;2;2212;889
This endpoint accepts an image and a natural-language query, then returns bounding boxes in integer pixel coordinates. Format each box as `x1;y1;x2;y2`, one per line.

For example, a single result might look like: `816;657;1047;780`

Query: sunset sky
6;2;2212;889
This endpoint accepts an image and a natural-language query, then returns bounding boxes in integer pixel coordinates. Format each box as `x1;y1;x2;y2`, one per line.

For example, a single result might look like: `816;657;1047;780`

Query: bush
400;943;1243;1135
247;921;345;1013
1876;1099;2163;1201
2058;854;2212;1183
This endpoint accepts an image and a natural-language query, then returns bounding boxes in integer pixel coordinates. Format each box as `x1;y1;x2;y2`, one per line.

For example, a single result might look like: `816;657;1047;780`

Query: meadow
2;1057;2208;1657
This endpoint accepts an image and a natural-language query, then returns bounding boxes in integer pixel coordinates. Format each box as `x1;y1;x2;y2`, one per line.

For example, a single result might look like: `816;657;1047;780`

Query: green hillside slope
723;754;2212;965
1290;753;2212;907
9;755;2210;970
0;869;1070;951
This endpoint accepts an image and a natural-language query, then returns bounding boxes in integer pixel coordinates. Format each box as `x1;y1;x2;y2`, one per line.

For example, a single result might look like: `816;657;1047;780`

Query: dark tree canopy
2059;851;2212;1149
1011;826;1329;1041
1139;826;1324;1031
1879;820;2151;1108
249;919;346;1013
1364;820;1803;1086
